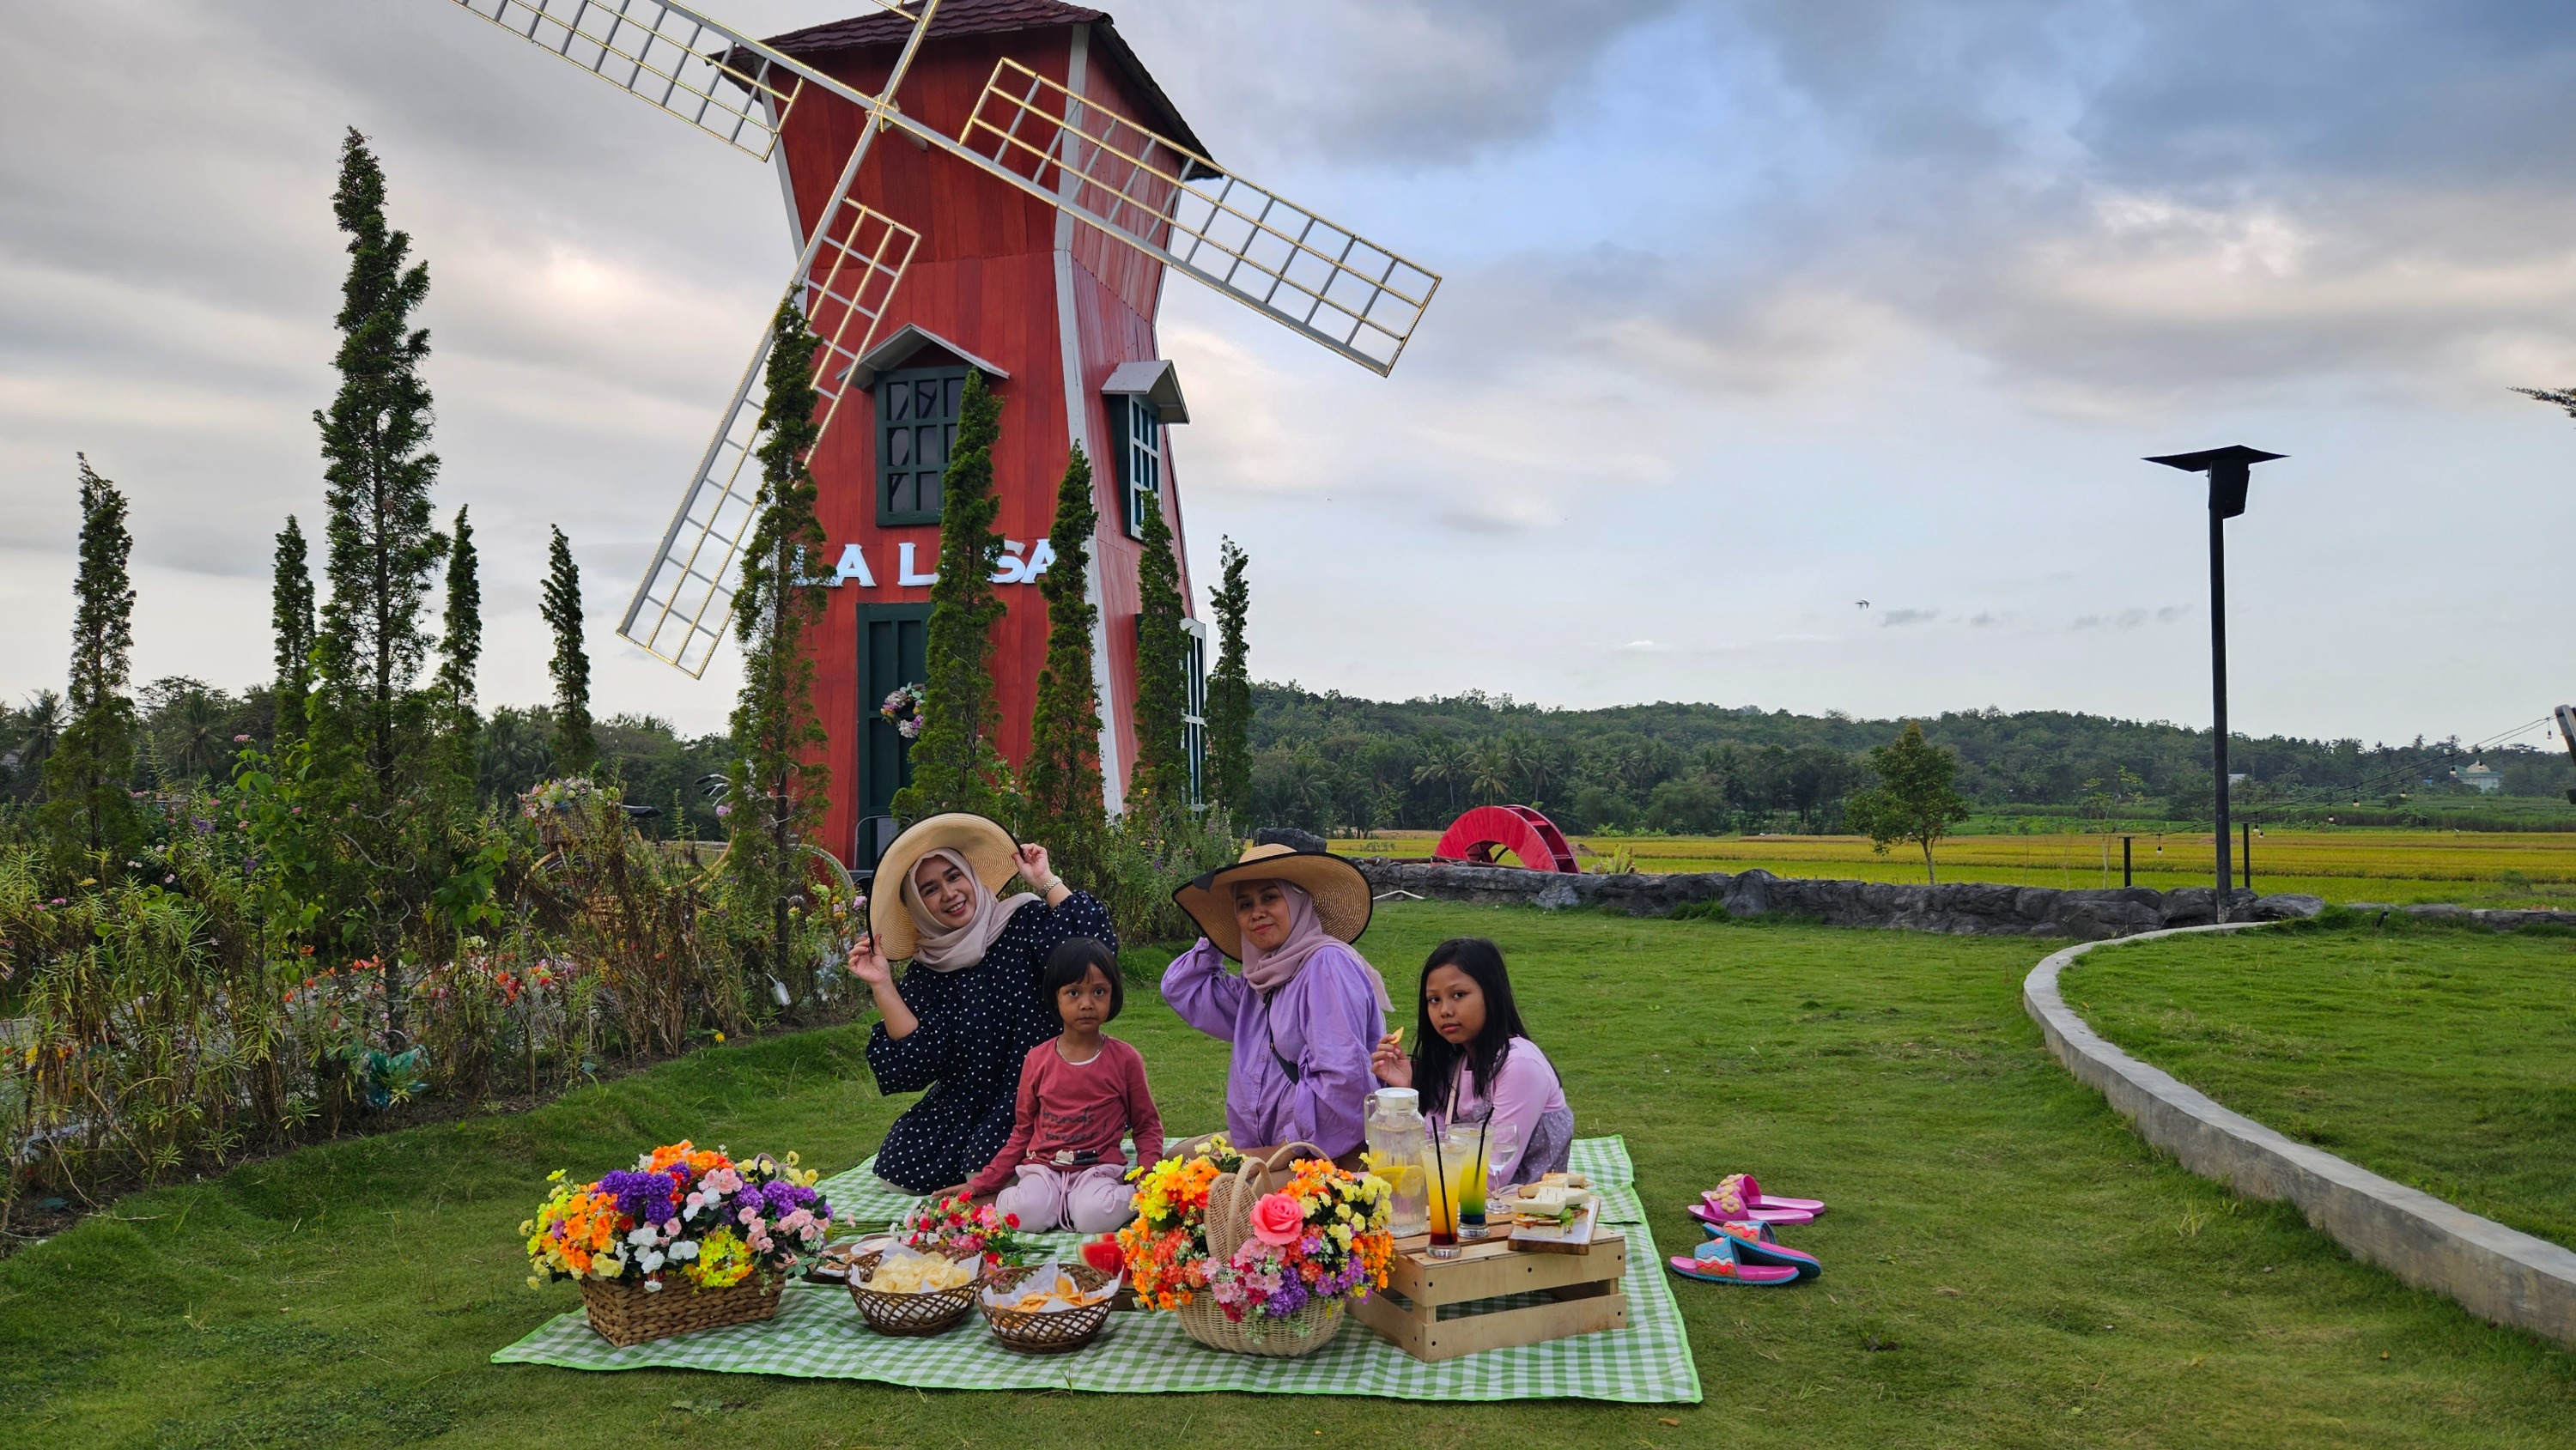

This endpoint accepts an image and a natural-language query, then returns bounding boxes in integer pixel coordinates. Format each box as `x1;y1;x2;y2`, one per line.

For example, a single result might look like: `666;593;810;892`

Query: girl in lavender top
1369;936;1574;1191
1163;844;1391;1161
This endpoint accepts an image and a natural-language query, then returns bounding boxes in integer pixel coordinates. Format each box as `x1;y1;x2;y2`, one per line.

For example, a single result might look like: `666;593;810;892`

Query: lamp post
2145;445;2285;921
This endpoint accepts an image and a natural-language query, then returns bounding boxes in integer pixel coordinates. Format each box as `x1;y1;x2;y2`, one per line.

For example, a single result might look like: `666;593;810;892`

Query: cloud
1880;608;1939;627
2074;605;2192;631
1615;640;1670;653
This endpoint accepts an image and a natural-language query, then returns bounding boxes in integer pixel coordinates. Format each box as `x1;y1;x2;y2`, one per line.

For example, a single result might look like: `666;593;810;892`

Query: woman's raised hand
846;931;893;987
1013;841;1054;885
1370;1031;1413;1088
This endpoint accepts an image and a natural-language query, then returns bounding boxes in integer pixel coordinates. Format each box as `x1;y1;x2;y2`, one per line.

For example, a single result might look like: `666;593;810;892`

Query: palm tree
1468;737;1513;805
1412;733;1469;816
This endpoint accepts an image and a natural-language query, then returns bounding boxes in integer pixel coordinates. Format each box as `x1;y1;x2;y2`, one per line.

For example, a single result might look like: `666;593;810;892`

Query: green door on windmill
859;603;931;822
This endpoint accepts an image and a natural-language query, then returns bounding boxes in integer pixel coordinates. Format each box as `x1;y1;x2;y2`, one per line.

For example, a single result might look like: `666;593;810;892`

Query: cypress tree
890;369;1011;821
310;125;444;795
1023;445;1107;885
271;515;315;745
434;505;480;774
1128;467;1189;820
729;302;831;998
39;454;140;866
307;126;447;1046
541;525;594;776
1206;536;1253;818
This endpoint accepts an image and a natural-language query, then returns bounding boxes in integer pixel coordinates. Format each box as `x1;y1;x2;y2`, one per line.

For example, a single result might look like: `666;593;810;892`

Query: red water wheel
1432;805;1579;873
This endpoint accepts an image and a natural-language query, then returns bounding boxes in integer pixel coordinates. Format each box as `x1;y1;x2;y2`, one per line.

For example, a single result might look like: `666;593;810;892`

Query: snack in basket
866;1253;976;1295
983;1261;1119;1314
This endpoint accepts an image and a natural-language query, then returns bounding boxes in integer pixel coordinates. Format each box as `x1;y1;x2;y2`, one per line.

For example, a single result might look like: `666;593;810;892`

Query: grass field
4;903;2571;1447
2068;913;2576;1253
1338;829;2576;908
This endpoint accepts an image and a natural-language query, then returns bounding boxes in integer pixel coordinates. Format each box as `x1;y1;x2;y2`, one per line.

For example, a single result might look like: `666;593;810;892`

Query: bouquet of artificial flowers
524;1141;832;1295
1116;1136;1394;1351
896;1193;1041;1268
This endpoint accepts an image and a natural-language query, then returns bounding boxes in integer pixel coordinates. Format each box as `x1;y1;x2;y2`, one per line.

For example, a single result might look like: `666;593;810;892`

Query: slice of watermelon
1079;1237;1125;1274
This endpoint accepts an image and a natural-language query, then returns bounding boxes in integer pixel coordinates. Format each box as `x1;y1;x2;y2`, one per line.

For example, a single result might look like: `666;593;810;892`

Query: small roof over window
1102;358;1188;424
846;324;1012;391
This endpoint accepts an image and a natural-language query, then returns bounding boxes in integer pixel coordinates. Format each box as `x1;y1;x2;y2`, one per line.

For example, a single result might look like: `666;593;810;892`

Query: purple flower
599;1168;684;1225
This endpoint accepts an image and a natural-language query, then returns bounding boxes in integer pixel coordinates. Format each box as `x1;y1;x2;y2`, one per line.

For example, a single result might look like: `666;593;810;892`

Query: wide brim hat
1172;843;1372;962
870;812;1022;961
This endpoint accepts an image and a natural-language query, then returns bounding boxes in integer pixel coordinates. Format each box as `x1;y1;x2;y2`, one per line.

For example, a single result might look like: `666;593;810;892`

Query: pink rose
1249;1192;1306;1247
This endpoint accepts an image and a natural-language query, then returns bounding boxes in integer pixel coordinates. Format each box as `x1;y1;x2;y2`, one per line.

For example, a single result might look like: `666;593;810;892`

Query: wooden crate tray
1352;1231;1629;1362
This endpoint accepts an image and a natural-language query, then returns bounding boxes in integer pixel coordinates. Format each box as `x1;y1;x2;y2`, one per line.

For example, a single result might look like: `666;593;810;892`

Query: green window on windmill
878;366;967;525
1115;394;1163;540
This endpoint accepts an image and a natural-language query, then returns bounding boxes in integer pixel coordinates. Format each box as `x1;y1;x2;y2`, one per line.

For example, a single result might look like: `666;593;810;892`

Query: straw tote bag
1176;1142;1349;1357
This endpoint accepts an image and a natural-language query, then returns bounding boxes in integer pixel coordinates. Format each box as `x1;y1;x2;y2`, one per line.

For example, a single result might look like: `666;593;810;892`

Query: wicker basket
846;1249;985;1336
579;1274;781;1347
979;1262;1118;1354
1170;1140;1348;1358
1176;1292;1346;1356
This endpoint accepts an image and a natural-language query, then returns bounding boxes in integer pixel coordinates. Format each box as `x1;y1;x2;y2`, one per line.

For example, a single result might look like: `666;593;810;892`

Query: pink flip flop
1703;1172;1826;1218
1701;1217;1821;1281
1667;1235;1801;1286
1689;1199;1815;1229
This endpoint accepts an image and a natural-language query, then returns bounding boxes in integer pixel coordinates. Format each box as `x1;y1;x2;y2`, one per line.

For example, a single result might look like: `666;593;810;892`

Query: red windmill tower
447;0;1439;865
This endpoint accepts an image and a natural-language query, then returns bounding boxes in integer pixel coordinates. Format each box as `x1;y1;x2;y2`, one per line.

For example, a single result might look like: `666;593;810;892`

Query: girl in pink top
1369;937;1572;1191
968;937;1164;1233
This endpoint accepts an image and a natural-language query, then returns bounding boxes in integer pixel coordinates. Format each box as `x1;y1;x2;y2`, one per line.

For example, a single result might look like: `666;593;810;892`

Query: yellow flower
547;1168;566;1182
526;1275;544;1290
714;1031;726;1045
784;1150;799;1167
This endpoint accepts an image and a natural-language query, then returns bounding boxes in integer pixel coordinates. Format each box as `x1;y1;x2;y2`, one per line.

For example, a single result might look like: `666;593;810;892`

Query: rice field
1334;829;2576;908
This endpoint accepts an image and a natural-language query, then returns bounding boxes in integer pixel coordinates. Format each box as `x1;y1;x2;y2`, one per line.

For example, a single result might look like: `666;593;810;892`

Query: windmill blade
957;58;1440;376
446;0;915;158
618;188;920;676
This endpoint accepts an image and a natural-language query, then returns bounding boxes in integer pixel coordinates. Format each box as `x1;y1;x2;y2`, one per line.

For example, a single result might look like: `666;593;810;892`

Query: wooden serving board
1506;1198;1601;1254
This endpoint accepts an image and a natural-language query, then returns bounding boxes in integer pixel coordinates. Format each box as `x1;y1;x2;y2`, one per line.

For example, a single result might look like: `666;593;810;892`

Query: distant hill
1248;683;2576;834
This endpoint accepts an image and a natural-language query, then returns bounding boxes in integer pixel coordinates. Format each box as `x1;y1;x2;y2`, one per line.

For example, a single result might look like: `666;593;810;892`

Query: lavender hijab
901;847;1039;972
1236;880;1393;1011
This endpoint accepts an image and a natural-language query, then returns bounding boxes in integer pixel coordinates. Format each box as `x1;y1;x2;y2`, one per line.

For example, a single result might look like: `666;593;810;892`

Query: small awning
843;325;1012;391
1101;358;1188;424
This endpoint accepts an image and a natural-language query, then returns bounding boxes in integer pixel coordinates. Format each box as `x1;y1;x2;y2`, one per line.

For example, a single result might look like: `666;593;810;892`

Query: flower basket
980;1261;1119;1354
579;1272;781;1347
521;1141;835;1344
846;1248;986;1336
1116;1137;1393;1359
1176;1289;1345;1356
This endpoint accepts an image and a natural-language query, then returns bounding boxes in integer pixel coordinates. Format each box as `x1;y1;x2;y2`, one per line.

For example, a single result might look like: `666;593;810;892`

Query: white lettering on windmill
898;542;937;586
831;543;875;588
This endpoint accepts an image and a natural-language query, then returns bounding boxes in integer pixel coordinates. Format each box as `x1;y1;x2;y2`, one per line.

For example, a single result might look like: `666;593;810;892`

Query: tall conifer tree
434;505;481;776
1206;536;1253;818
310;126;445;796
1128;470;1190;820
1023;445;1107;883
39;454;140;865
307;127;446;1045
541;525;594;775
890;370;1011;821
271;515;315;745
729;302;831;996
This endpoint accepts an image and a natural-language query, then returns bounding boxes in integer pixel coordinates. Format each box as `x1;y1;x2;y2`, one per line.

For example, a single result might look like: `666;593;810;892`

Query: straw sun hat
1171;842;1373;961
868;812;1024;961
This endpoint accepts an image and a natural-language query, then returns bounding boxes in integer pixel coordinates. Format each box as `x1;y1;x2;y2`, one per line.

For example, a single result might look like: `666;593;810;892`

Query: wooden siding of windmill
766;4;1201;864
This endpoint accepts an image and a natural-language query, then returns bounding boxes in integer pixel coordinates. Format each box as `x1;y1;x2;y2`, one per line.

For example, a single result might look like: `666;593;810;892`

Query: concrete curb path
2025;923;2576;1344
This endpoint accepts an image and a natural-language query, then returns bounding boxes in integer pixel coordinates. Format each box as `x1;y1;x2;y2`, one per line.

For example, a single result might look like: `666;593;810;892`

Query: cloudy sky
5;0;2575;745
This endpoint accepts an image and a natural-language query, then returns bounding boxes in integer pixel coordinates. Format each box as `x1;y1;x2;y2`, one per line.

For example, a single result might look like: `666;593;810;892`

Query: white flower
643;1278;664;1292
640;1250;665;1272
628;1226;659;1247
669;1240;701;1261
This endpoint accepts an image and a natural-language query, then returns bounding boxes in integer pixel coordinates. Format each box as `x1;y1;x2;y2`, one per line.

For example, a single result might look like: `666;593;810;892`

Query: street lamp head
2145;445;2286;519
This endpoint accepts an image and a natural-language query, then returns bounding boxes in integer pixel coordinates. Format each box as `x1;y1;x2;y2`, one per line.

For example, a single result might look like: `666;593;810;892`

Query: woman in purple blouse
1163;844;1391;1160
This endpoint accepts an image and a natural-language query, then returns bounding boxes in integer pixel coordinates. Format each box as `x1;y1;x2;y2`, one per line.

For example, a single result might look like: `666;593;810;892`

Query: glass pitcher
1364;1089;1431;1238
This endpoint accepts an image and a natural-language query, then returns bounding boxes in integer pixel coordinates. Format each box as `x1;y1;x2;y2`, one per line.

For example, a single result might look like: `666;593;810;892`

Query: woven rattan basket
1176;1292;1346;1356
1173;1139;1347;1358
979;1262;1118;1354
579;1274;781;1347
846;1249;985;1336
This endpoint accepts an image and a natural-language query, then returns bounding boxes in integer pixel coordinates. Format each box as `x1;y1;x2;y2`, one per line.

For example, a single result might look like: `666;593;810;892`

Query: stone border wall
1349;858;2324;938
2025;925;2576;1344
1350;857;2576;940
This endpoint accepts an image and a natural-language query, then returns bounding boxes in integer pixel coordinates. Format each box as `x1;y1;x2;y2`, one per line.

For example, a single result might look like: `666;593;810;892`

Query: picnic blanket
492;1136;1701;1404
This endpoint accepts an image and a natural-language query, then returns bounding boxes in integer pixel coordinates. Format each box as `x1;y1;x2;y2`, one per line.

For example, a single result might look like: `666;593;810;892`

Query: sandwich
1510;1173;1595;1229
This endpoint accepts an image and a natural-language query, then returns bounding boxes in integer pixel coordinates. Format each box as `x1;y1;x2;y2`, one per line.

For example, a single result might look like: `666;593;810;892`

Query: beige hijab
900;846;1039;972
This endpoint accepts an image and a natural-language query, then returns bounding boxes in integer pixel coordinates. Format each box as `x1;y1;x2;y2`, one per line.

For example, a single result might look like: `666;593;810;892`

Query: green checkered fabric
491;1137;1702;1404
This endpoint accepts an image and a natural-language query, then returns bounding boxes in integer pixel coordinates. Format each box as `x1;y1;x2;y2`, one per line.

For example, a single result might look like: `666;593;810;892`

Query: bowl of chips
978;1260;1121;1353
846;1245;986;1336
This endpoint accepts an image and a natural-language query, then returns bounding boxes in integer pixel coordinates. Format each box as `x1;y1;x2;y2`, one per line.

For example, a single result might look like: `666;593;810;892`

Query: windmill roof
762;2;1214;166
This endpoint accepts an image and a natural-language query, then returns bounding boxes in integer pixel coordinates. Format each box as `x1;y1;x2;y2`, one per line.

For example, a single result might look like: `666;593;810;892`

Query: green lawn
2068;913;2576;1253
3;903;2569;1447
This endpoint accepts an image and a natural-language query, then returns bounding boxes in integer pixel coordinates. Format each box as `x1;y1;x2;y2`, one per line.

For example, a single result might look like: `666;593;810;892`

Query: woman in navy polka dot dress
845;814;1118;1194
